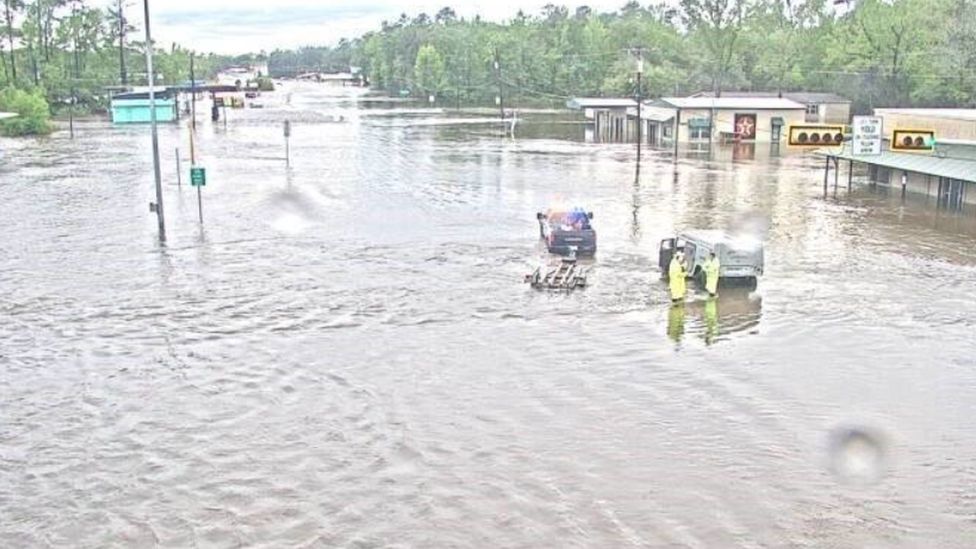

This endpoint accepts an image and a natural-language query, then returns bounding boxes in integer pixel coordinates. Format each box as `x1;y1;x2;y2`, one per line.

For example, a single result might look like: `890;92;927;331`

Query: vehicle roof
679;229;732;243
678;230;764;249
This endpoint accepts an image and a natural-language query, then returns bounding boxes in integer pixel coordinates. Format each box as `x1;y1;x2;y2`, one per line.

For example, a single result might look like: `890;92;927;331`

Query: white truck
659;230;764;289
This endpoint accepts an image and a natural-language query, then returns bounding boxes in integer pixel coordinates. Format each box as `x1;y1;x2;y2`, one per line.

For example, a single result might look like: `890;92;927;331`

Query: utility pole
143;0;165;240
634;48;644;164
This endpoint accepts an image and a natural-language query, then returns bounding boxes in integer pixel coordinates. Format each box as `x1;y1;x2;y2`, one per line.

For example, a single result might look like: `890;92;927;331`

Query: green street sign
190;167;206;187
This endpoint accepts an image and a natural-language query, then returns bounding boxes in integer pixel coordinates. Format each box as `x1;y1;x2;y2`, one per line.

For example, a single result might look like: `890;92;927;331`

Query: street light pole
143;0;165;240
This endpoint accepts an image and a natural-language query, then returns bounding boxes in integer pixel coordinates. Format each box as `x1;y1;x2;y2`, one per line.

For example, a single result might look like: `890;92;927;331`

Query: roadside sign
852;116;882;156
190;166;206;186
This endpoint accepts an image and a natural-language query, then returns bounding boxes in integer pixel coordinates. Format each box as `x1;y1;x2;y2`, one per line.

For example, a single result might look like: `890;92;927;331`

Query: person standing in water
668;250;687;302
703;251;721;298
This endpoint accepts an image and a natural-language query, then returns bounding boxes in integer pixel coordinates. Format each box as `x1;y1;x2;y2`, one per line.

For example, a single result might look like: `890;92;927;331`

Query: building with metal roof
873;109;976;141
645;96;807;146
567;97;640;143
566;97;637;110
818;140;976;211
690;91;851;124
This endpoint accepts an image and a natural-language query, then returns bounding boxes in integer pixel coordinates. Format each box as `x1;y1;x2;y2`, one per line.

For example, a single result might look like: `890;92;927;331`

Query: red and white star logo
736;118;755;137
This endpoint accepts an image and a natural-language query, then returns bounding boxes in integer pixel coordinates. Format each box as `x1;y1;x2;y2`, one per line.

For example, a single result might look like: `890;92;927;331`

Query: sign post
284;120;291;167
852;116;883;156
190;166;206;223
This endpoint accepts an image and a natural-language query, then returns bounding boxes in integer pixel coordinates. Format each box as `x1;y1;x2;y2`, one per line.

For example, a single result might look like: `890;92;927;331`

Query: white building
646;97;808;145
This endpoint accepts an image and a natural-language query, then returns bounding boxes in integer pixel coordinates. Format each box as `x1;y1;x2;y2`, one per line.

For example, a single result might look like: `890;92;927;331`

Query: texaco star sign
736;117;755;137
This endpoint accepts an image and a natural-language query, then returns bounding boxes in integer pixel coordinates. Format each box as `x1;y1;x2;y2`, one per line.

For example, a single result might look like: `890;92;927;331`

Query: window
806;104;819;115
689;126;710;140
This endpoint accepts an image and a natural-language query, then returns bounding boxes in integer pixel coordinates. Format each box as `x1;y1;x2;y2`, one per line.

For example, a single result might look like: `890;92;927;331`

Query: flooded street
2;84;976;547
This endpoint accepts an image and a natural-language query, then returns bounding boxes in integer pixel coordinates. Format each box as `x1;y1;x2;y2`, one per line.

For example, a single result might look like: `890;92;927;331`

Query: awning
688;117;711;128
820;148;976;183
771;117;784;126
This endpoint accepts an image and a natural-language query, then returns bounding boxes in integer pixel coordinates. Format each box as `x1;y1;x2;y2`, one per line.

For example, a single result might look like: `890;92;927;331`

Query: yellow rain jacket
668;256;687;300
704;256;721;295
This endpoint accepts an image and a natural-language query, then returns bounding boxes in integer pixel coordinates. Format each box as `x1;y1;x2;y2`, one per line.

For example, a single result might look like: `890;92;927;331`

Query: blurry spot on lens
828;425;887;486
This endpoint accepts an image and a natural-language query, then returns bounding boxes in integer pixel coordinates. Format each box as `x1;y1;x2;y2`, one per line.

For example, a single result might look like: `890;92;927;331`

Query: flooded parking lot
2;84;976;547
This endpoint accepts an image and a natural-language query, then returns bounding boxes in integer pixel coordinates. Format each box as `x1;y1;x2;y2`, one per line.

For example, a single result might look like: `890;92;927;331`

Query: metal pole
197;184;203;223
143;0;165;240
188;120;196;164
636;49;642;164
848;159;853;192
175;148;181;186
673;108;681;157
823;156;830;197
190;53;196;130
833;157;839;194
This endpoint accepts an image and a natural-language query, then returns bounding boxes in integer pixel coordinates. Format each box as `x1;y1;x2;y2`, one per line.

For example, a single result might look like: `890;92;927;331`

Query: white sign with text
852;116;883;156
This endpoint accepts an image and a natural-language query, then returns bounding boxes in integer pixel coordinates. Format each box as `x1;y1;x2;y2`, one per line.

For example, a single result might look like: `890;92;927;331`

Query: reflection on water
666;289;763;346
2;83;976;548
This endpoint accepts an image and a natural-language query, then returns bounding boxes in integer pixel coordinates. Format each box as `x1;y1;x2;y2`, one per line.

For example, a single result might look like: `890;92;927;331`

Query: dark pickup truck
536;208;596;256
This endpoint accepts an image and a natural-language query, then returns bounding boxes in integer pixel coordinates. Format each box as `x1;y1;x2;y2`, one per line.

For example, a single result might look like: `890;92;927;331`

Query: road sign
852;116;883;155
190;166;206;186
788;124;846;147
891;129;935;152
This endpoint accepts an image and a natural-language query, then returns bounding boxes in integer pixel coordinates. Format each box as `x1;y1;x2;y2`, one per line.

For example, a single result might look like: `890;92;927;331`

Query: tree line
2;0;975;136
270;1;975;113
0;0;249;134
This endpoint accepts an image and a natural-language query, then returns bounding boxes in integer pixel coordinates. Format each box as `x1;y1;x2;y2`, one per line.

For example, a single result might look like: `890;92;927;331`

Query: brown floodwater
2;83;976;548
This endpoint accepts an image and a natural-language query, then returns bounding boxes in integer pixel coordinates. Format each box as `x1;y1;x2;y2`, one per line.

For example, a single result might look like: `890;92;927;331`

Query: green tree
414;43;445;97
0;85;52;135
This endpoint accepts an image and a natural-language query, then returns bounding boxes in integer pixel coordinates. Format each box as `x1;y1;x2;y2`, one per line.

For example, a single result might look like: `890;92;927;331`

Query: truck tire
745;276;758;291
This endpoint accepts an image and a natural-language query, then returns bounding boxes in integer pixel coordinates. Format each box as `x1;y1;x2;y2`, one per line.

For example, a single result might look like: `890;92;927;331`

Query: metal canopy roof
658;96;805;110
626;105;675;121
0;112;17;120
566;97;637;109
822;149;976;183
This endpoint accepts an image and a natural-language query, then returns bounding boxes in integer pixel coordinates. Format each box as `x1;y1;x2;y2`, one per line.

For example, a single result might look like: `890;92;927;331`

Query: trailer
525;257;588;290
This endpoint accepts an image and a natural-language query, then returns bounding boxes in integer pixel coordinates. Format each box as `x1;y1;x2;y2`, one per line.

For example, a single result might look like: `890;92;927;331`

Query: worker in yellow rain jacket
703;252;721;297
668;250;687;302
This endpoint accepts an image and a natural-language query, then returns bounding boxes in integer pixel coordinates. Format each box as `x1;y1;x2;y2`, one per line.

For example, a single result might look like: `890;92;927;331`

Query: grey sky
117;1;631;54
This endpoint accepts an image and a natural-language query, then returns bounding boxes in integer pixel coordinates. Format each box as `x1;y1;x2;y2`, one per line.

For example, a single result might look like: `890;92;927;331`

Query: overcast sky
108;1;632;54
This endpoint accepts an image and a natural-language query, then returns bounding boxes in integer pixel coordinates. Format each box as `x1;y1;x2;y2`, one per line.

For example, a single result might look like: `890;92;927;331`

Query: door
659;238;675;271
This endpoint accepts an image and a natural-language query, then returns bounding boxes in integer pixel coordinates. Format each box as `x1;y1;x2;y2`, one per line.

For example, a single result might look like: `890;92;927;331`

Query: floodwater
2;83;976;548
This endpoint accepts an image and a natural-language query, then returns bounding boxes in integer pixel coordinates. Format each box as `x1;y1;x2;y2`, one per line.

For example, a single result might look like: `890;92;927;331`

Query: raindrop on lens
828;425;887;486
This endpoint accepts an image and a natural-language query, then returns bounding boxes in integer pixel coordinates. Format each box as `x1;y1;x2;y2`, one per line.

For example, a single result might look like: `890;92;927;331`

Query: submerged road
2;84;976;547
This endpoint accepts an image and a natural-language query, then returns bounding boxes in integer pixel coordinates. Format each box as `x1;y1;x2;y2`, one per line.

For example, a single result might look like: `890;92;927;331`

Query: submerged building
820;109;976;210
109;89;177;124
